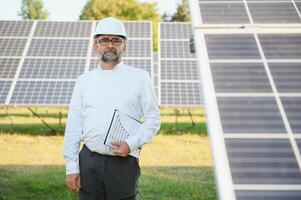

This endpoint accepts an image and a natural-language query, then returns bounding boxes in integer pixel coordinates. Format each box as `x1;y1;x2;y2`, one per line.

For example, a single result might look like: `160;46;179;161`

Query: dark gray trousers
79;145;140;200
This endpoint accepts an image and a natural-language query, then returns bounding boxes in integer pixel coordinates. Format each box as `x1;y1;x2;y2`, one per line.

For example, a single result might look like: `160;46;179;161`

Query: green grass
0;124;65;136
0;165;76;200
0;122;207;136
0;107;215;200
0;165;215;200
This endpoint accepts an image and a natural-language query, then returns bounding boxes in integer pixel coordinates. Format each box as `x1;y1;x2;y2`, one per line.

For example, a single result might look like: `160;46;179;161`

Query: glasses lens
98;38;110;46
111;38;123;46
96;38;123;46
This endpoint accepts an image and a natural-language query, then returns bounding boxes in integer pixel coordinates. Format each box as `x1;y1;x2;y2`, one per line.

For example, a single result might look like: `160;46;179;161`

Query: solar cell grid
124;40;151;58
0;81;12;104
211;63;272;92
199;3;250;24
269;63;301;93
34;21;92;38
160;23;192;39
161;82;201;105
10;81;75;104
26;39;89;57
124;22;151;38
205;34;261;59
160;40;195;58
258;34;301;59
19;58;85;79
161;60;199;80
217;97;286;133
247;2;301;23
281;97;301;134
0;38;27;56
0;58;20;78
226;138;301;184
0;21;33;37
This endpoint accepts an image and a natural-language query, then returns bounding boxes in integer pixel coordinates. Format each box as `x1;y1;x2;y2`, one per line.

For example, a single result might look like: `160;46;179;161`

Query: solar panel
123;21;151;38
258;34;301;59
211;63;272;92
196;0;301;25
199;3;250;24
0;20;153;106
247;2;300;23
19;58;86;79
282;97;301;133
204;31;301;200
0;58;20;78
0;80;12;104
205;34;261;59
161;82;201;106
190;0;301;198
33;21;92;37
26;39;89;57
0;38;27;56
10;81;75;105
159;22;203;106
0;21;33;37
190;17;301;200
269;63;301;92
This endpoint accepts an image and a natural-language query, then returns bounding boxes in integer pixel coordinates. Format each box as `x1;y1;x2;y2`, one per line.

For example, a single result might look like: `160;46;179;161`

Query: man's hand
111;141;130;157
66;173;80;193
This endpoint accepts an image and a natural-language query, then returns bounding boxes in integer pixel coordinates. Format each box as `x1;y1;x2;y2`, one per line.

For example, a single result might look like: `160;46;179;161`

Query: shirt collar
98;60;124;73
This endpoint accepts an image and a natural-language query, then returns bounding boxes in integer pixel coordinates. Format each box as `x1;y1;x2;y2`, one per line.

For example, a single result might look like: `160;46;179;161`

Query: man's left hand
111;141;130;157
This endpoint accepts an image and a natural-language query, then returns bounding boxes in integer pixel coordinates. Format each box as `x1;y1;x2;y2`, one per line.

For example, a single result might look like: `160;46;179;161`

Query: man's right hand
66;173;80;193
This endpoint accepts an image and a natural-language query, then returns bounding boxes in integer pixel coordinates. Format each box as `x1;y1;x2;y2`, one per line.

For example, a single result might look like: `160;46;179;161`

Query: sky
0;0;181;21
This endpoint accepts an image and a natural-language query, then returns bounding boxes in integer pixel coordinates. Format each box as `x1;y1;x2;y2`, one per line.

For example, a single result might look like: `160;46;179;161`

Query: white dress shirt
63;61;160;175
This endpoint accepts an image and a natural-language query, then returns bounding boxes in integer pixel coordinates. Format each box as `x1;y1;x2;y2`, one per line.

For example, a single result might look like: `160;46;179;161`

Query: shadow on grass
0;165;216;200
0;122;207;136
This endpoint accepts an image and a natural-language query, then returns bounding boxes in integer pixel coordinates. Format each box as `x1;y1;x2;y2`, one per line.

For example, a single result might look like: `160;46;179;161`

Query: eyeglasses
94;38;124;46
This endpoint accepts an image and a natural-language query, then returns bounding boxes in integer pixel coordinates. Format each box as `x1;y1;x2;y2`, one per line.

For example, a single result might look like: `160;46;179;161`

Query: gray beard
101;51;120;63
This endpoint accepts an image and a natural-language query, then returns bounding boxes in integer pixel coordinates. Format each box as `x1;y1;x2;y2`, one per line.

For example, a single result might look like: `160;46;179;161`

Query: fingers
111;141;121;147
112;141;130;157
66;173;80;193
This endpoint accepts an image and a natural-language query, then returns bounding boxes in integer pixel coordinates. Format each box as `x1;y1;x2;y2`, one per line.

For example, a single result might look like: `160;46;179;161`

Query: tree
19;0;48;20
168;0;190;22
79;0;160;51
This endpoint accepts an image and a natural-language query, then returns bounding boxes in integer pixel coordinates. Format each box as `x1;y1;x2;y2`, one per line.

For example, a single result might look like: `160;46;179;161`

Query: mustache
104;47;117;54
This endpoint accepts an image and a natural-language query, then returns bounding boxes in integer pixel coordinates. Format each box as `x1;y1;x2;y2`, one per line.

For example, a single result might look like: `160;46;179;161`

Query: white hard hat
94;17;127;38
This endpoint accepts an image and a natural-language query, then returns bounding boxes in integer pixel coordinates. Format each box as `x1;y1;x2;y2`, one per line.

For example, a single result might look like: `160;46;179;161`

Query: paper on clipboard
104;109;142;148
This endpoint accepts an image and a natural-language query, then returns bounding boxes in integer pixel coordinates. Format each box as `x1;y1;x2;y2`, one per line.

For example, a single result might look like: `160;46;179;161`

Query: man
63;17;160;200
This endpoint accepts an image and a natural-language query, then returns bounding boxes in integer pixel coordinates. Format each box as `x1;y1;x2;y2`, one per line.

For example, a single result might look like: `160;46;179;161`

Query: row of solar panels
188;0;301;199
0;20;201;107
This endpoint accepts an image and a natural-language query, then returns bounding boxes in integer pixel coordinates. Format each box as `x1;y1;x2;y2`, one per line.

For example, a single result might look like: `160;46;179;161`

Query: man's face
93;35;126;63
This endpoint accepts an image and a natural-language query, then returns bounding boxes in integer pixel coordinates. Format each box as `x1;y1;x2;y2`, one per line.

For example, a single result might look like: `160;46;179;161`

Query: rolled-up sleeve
126;71;161;152
63;77;83;175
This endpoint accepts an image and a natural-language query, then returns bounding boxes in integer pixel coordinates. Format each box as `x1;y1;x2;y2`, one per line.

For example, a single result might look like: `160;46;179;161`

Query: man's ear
92;43;97;55
122;44;127;52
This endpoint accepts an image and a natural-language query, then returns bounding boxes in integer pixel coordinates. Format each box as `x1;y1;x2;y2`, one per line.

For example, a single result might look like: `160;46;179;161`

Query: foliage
79;0;160;51
163;0;190;22
19;0;48;20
